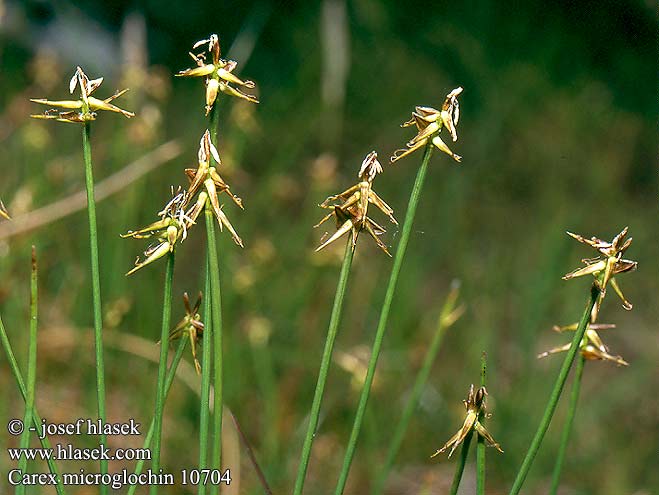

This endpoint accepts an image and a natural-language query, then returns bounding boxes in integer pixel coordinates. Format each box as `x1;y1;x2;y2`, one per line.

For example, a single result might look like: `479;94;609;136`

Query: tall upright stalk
82;122;108;492
334;144;433;495
373;280;461;495
150;252;176;495
198;253;213;495
476;353;487;495
448;430;474;495
549;354;586;495
205;203;225;495
16;248;38;495
508;284;599;495
127;336;188;495
0;316;66;495
293;239;355;495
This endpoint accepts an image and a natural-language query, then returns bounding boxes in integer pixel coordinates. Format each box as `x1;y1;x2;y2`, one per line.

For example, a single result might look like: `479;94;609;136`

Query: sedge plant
334;87;463;495
30;67;134;493
431;359;503;495
509;227;636;494
177;33;257;492
293;151;396;495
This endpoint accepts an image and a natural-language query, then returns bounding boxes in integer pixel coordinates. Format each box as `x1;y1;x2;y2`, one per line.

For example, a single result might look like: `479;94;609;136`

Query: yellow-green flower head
183;130;244;247
315;151;397;255
177;34;259;115
391;87;463;163
122;188;201;275
431;384;503;459
30;66;134;123
563;227;637;315
538;322;628;366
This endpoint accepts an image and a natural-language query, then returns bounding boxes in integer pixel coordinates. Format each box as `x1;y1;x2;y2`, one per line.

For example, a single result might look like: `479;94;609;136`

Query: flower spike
31;66;134;123
177;34;258;114
315;151;397;255
183;130;244;247
167;292;205;375
563;227;637;318
539;321;628;366
391;87;463;164
431;384;503;459
123;188;201;275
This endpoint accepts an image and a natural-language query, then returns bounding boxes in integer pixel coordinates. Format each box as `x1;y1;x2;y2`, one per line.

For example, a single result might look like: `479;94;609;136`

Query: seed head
177;34;258;114
168;292;205;375
391;87;463;164
315;151;396;255
31;66;134;123
563;227;637;318
431;384;503;459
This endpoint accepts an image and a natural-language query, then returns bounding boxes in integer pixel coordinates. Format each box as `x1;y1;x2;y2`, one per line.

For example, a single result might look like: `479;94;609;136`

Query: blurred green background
1;1;656;494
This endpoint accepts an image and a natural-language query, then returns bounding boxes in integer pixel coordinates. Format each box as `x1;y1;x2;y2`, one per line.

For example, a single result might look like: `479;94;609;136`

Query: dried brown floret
431;384;503;459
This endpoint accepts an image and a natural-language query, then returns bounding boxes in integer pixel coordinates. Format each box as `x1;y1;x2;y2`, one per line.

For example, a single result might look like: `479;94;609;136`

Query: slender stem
334;144;433;495
508;283;599;495
293;239;355;495
205;201;225;495
16;248;38;495
448;431;474;495
82;121;108;492
0;314;66;495
373;280;460;495
199;251;213;495
549;354;586;495
476;352;487;495
149;252;175;495
229;410;274;495
207;86;225;495
127;337;188;495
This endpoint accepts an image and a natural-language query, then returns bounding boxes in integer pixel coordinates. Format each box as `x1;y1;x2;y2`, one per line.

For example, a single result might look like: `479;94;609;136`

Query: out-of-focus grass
1;1;656;494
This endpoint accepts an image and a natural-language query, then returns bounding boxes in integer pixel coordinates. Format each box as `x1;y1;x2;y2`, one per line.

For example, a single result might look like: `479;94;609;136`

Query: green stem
373;280;459;495
334;144;433;495
149;252;175;495
293;239;355;495
448;431;474;495
508;284;599;495
0;314;66;495
549;354;586;495
127;337;188;495
16;248;38;495
205;201;224;495
199;250;213;495
82;121;107;493
476;352;487;495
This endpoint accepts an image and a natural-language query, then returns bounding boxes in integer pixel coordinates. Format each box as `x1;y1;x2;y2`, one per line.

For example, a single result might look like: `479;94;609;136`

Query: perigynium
30;66;134;494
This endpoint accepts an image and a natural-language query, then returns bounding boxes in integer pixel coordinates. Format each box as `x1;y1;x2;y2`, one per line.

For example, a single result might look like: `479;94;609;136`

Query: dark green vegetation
1;1;656;494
